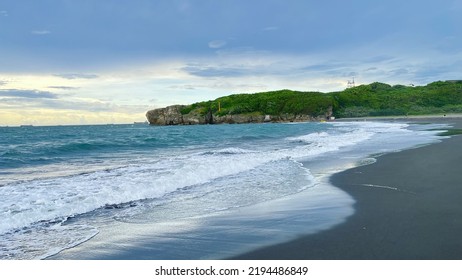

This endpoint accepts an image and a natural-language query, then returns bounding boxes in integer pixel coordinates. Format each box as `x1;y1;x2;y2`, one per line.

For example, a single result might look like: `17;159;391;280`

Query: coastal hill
146;80;462;125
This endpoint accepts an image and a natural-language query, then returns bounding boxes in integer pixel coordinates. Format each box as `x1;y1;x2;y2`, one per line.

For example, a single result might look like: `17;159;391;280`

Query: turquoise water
0;122;446;259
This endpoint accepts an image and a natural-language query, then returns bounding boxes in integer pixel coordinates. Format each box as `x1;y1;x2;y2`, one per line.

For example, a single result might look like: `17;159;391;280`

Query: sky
1;0;461;125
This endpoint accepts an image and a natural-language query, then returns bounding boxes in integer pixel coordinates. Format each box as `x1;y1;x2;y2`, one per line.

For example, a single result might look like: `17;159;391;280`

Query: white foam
0;121;447;260
0;148;289;234
0;220;98;260
0;121;415;235
201;147;253;155
115;158;315;224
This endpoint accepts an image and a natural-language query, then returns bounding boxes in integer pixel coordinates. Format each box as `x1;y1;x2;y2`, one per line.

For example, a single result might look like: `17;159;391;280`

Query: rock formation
146;105;333;125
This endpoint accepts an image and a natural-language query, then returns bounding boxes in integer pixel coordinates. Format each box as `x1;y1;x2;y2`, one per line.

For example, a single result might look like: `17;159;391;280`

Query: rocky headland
146;105;333;125
145;81;462;126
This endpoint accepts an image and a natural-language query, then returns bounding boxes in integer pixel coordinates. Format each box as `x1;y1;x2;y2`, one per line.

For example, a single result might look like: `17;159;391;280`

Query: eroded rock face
146;105;333;125
145;105;184;125
146;105;205;125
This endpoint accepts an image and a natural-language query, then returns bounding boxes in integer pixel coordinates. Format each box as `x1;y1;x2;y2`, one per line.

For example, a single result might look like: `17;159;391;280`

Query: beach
233;117;462;259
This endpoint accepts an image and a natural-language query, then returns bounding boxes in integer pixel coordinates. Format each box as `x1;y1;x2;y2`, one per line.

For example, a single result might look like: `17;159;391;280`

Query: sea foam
0;121;447;259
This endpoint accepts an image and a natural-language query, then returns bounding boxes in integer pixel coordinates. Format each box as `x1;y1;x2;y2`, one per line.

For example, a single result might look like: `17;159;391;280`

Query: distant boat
20;125;33;127
133;121;148;125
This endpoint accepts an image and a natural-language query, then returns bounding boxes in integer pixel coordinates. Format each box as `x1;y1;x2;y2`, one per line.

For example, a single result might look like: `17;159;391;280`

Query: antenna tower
347;77;355;88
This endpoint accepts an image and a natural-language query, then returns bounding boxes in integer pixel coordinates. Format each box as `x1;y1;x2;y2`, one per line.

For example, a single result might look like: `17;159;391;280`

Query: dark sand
233;118;462;259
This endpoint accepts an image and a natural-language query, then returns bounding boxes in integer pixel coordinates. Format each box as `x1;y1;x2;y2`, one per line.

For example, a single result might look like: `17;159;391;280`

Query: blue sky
1;0;461;125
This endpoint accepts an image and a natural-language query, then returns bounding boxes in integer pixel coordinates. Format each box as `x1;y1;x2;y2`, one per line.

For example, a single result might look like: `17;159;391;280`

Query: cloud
54;73;99;80
263;26;279;31
0;89;58;99
301;62;361;79
183;64;249;77
1;93;114;113
168;84;197;90
31;30;51;35
389;68;410;76
0;80;7;86
181;56;294;78
208;40;227;49
40;99;113;112
48;86;80;90
412;62;462;83
302;62;350;72
362;55;395;63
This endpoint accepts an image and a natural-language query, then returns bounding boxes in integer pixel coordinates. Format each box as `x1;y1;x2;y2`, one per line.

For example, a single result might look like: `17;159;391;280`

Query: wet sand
233;118;462;259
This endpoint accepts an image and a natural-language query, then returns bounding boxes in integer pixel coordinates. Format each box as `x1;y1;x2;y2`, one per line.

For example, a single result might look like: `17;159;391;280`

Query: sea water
0;121;447;259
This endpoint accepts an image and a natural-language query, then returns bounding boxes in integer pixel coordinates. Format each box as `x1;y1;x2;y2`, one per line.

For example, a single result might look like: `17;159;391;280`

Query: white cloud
48;86;80;90
208;40;227;49
31;30;51;35
54;73;99;80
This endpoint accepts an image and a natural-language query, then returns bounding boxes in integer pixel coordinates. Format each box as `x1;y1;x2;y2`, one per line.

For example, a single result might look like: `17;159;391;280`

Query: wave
0;154;316;259
235;135;276;141
0;121;447;259
0;218;98;260
112;158;315;224
0;122;391;235
55;141;113;152
286;131;330;143
1;141;114;165
0;121;422;235
199;147;254;156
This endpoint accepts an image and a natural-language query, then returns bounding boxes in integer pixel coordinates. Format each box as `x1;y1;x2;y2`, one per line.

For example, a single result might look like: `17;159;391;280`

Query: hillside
146;80;462;125
332;80;462;117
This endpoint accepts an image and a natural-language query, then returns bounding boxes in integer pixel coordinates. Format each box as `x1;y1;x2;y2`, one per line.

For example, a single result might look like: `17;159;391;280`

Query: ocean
0;121;447;259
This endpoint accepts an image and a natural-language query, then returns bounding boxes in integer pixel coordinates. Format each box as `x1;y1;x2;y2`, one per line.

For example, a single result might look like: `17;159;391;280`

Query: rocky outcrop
145;105;184;125
146;106;333;125
146;105;207;125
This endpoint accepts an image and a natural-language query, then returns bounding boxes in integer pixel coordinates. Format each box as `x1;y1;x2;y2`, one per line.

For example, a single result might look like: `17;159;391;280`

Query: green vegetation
332;81;462;117
214;90;333;116
179;80;462;118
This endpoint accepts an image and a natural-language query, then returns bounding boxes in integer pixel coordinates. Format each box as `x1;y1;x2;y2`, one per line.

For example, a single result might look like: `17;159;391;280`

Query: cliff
146;104;333;125
146;105;218;125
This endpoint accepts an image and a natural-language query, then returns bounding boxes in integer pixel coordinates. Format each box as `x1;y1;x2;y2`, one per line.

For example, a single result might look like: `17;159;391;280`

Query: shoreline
232;118;462;259
335;113;462;121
